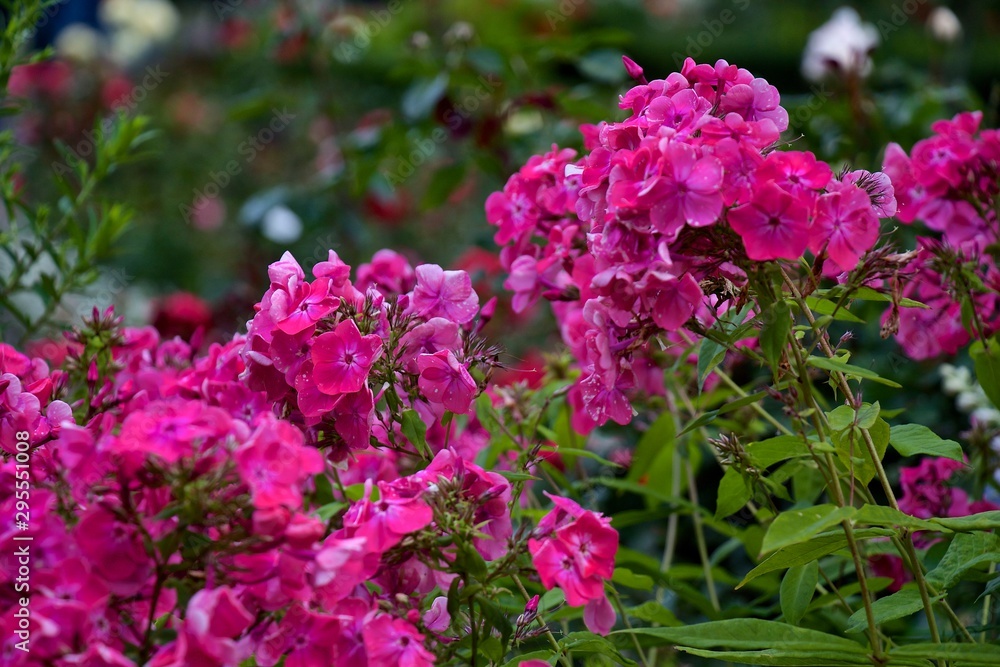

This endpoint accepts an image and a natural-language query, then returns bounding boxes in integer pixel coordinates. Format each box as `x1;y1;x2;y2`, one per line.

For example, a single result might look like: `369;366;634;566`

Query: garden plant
1;1;999;666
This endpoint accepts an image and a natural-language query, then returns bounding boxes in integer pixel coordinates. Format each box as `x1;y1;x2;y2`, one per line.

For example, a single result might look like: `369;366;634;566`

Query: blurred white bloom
101;0;180;65
972;406;1000;426
801;7;879;82
940;363;973;394
261;205;303;244
55;23;105;62
927;7;961;43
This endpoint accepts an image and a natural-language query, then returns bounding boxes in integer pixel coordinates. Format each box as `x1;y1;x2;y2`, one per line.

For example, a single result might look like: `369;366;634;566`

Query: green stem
781;266;945;646
684;453;720;613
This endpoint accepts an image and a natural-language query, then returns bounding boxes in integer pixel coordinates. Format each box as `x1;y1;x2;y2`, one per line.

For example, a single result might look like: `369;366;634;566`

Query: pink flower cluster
241;249;490;459
528;494;618;635
487;57;896;427
882;112;1000;359
0;249;618;666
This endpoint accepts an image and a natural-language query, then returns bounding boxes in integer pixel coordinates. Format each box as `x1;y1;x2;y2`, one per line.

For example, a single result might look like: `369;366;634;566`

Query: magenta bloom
342;479;433;552
410;264;480;324
235;417;324;510
648;141;723;234
362;615;435;667
810;182;879;272
311;318;383;396
276;278;339;335
728;182;811;260
640;271;702;331
75;506;152;597
417;350;478;414
528;500;619;625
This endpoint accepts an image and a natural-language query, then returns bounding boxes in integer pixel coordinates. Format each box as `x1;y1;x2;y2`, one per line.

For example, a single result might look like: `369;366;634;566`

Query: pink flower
899;457;969;519
810;181;880;272
311;319;383;395
583;595;617;635
417;350;478;414
410;264;480;324
646;142;724;235
728;182;811;261
362;615;435;667
333;386;375;450
640;270;702;331
235;417;324;510
184;586;254;665
75;506;152;597
257;605;339;667
528;501;619;615
342;479;434;552
276;278;339;335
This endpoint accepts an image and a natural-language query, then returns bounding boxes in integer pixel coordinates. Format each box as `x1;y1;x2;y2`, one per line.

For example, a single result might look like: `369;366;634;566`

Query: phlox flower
728;182;811;261
311;318;383;396
362;614;435;667
410;264;480;324
417;350;478;414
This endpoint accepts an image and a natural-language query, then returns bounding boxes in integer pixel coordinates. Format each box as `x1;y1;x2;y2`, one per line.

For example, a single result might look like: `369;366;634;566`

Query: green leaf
677;390;771;436
760;301;791;372
616;619;868;654
556;447;623;469
612;567;654;591
314;501;347;521
844;586;941;634
559;632;636;666
805;296;866;322
738;528;894;588
762;504;858;555
834;418;890;486
850;286;928;309
626;601;681;627
400;409;430;458
889;424;964;461
628;412;674;483
807;356;902;388
716;466;752;519
929;511;1000;532
676;647;871;666
500;651;555;667
477;597;514;648
854;505;944;533
496;470;539;482
747;435;812;469
976;571;1000;603
402;73;449;120
698;337;727;390
828;402;880;432
781;561;818;626
925;532;1000;590
890;642;1000;665
970;337;1000;409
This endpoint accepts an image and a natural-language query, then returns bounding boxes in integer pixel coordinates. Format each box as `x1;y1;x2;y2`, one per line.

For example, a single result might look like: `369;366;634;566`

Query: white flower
801;7;879;82
928;7;961;43
261;205;303;244
940;363;972;395
55;23;105;63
